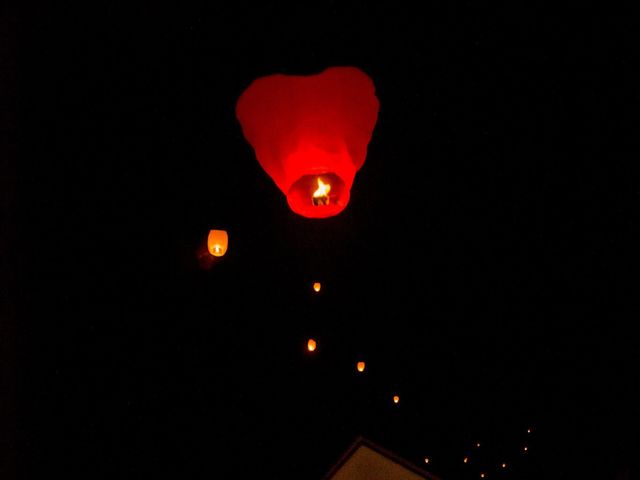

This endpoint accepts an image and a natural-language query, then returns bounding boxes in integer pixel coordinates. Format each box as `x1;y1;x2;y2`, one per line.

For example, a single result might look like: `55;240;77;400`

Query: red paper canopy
236;66;379;218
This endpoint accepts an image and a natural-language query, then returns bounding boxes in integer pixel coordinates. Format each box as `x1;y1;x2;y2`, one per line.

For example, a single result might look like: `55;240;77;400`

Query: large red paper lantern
236;66;380;218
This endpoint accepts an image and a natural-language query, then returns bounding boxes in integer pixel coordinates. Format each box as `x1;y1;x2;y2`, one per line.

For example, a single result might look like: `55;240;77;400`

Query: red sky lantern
236;66;380;218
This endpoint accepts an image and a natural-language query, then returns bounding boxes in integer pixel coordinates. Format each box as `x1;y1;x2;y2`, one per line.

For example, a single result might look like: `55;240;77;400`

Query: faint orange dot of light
313;282;321;292
207;229;228;257
307;339;317;352
463;457;468;464
527;428;532;433
480;473;486;479
357;361;365;372
502;463;507;468
476;442;481;448
524;446;528;452
424;457;429;464
393;395;400;404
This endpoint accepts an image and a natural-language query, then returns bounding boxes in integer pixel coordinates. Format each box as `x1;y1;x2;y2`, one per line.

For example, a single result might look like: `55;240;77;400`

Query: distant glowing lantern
476;443;481;448
424;457;430;464
393;395;400;404
356;361;366;372
207;229;228;257
527;428;532;434
523;446;528;452
236;66;380;218
480;473;486;479
307;339;317;352
463;457;469;464
313;282;321;293
501;463;507;469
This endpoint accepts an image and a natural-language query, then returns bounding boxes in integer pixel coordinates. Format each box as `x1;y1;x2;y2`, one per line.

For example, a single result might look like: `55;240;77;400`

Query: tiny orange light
207;229;228;257
424;457;429;464
393;395;400;404
502;463;507;469
480;474;486;479
313;282;321;292
356;361;365;372
307;339;317;352
524;446;528;452
476;443;481;448
463;457;468;464
527;428;532;434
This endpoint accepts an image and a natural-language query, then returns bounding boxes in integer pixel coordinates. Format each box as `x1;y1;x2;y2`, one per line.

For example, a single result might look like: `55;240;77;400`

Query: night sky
4;3;638;480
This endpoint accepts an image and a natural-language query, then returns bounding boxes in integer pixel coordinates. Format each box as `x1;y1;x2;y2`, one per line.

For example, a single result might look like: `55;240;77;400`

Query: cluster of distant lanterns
204;67;534;478
305;301;532;479
449;430;532;479
305;301;401;403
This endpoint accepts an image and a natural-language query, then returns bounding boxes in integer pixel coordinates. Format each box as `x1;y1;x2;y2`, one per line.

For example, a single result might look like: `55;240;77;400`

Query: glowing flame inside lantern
312;178;331;206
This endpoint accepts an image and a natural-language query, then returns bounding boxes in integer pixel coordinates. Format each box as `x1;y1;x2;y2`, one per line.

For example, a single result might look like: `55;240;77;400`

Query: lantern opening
288;173;346;218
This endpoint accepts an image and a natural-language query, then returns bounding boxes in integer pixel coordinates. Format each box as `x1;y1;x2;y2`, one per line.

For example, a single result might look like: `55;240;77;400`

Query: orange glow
207;229;228;257
480;474;486;479
313;282;321;292
463;457;468;464
476;443;481;448
393;395;400;404
357;361;365;372
312;177;331;206
501;463;507;469
527;428;532;433
424;457;430;464
523;446;528;452
307;339;317;352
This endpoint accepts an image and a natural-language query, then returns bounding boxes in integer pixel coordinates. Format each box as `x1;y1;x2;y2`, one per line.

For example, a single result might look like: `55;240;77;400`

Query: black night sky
3;3;638;480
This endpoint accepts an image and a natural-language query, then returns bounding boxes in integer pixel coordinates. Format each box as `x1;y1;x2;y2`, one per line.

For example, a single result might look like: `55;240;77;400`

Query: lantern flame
312;177;331;206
